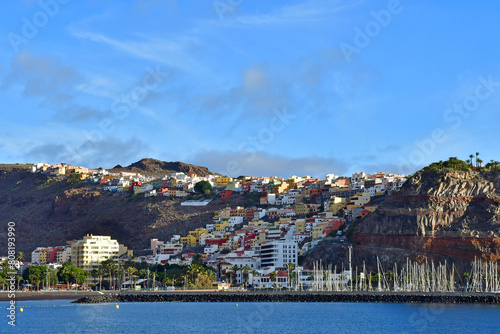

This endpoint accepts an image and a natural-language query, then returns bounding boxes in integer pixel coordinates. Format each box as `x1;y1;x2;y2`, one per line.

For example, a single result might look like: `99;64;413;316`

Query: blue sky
1;0;500;178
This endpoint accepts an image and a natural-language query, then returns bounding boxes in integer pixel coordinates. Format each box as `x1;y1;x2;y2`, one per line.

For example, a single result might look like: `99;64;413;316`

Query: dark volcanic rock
109;158;214;177
73;291;500;304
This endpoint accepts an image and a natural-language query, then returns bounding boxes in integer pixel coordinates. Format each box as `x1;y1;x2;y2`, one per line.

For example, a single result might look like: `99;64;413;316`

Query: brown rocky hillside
0;162;240;258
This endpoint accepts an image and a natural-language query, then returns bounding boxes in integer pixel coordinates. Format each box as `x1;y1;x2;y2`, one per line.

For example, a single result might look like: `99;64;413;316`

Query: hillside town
3;162;408;291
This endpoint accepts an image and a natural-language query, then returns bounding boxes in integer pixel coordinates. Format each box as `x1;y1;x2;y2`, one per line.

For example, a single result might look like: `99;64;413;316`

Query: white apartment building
71;234;127;271
57;246;72;264
255;240;298;269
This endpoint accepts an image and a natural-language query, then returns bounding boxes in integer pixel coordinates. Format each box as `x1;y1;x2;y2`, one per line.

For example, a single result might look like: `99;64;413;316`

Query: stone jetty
73;291;500;304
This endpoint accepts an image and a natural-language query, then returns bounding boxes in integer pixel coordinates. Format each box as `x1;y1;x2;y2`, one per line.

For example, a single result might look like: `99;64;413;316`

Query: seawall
73;291;500;304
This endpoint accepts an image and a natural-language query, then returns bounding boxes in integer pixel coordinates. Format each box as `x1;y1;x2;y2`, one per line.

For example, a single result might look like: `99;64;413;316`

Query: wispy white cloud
70;29;202;73
206;0;362;28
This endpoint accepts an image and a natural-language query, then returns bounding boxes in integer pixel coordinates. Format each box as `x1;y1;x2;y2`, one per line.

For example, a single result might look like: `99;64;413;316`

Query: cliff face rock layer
353;170;500;263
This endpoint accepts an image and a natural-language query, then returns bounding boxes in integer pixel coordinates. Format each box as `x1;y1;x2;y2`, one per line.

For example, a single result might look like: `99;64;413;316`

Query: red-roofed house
257;270;290;289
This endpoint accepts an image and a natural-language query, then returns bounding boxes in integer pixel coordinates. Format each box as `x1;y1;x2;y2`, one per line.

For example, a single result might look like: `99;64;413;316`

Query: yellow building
295;203;310;216
215;176;233;187
312;222;328;240
31;247;50;265
199;232;209;243
180;235;197;247
346;192;371;209
278;217;292;224
327;197;346;215
215;221;228;232
249;219;267;228
295;220;306;234
188;228;209;245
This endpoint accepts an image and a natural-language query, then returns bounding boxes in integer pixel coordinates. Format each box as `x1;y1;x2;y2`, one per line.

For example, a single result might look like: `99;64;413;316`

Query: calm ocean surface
1;299;499;333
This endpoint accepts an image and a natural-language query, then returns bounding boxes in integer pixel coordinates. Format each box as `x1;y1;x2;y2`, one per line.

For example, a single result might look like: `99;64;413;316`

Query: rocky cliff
352;170;500;267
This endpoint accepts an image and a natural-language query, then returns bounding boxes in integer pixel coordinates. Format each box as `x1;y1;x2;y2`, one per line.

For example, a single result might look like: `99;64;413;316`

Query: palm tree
110;263;118;289
241;265;251;287
230;265;240;285
116;269;124;290
287;263;295;290
90;269;99;287
47;268;57;289
476;152;480;167
270;272;277;290
186;264;204;286
250;269;259;286
1;260;9;277
288;272;296;290
60;265;72;290
16;275;23;291
469;154;474;168
101;258;117;290
96;267;105;291
16;252;24;262
126;267;137;290
477;158;483;168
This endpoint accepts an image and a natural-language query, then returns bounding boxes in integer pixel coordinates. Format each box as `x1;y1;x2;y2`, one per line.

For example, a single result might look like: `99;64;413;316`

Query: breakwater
73;291;500;304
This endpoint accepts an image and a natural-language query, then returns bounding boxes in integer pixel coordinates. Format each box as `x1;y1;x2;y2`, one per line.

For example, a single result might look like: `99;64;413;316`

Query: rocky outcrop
353;170;500;264
109;158;214;177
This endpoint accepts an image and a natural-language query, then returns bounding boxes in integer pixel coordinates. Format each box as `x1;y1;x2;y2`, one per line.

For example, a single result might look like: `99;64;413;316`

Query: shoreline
73;291;500;304
0;291;117;302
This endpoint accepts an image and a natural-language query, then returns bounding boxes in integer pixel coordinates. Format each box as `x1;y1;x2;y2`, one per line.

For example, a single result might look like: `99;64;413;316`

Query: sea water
1;299;499;333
